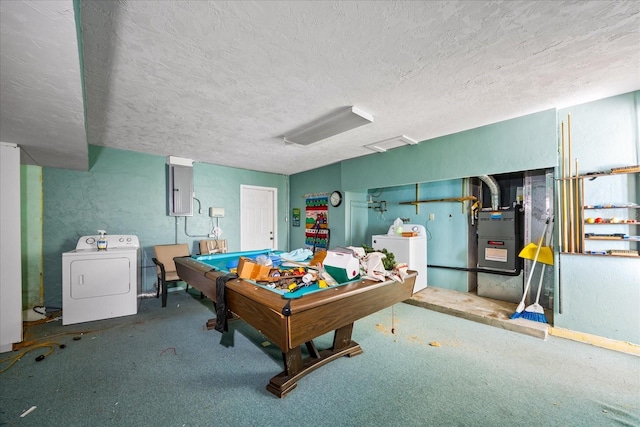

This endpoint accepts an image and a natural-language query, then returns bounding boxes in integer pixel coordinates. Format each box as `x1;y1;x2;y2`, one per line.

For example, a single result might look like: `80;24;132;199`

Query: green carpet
1;291;638;426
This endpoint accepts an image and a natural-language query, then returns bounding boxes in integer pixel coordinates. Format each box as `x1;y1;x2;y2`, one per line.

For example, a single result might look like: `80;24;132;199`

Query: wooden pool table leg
266;323;364;398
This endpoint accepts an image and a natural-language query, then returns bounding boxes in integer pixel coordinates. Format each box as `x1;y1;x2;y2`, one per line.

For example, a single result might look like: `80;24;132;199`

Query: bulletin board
292;208;301;227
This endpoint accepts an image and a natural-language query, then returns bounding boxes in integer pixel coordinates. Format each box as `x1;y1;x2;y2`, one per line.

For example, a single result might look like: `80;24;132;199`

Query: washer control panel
385;224;427;237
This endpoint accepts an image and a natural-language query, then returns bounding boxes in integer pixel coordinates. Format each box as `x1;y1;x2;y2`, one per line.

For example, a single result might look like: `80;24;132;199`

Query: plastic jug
393;218;403;235
97;230;107;250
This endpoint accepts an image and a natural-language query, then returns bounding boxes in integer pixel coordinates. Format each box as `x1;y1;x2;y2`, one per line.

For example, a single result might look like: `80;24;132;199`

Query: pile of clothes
347;246;409;283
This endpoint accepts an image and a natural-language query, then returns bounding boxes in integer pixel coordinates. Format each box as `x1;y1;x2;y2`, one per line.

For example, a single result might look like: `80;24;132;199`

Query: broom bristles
510;301;525;319
520;303;548;323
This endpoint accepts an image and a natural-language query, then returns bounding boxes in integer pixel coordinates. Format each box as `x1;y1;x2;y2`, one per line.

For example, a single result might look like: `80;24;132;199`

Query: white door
241;185;277;251
69;257;131;299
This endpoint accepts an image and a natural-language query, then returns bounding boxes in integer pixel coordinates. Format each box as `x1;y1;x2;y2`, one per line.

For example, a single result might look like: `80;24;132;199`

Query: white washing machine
372;224;427;294
62;234;140;325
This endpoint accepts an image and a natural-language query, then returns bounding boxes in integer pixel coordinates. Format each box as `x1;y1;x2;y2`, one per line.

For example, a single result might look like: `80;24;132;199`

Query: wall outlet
429;213;435;221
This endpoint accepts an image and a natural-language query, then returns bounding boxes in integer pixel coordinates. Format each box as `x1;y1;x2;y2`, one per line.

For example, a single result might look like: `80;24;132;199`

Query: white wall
0;142;22;352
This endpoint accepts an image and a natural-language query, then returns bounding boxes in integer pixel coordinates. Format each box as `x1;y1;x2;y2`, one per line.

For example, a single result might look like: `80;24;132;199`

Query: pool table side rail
175;257;290;350
286;273;416;349
176;256;417;315
175;257;417;351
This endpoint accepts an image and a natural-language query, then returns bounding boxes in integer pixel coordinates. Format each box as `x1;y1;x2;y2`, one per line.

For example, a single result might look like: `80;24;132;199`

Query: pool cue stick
279;259;320;271
561;121;568;252
579;161;585;255
575;158;581;253
568;114;574;252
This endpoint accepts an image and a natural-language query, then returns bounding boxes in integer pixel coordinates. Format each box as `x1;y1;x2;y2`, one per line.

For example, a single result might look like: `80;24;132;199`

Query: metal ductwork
479;175;500;210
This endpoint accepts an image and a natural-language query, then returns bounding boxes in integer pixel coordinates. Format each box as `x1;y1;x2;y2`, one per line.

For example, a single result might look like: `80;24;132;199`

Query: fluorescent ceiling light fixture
284;106;373;145
365;135;418;153
167;156;193;166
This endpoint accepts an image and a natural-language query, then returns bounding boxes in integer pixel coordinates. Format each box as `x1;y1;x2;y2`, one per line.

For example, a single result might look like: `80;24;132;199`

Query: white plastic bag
388;263;409;283
362;251;387;281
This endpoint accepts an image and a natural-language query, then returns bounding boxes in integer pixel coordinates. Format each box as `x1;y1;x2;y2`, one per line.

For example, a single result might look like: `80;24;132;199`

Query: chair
199;239;228;255
152;244;190;307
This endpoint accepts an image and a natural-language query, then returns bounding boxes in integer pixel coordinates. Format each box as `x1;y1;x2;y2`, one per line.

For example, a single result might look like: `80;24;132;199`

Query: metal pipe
184;216;209;238
479;175;501;210
427;264;521;277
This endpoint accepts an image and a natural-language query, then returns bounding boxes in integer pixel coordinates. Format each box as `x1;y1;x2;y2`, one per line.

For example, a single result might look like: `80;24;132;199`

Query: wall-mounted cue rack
558;114;639;257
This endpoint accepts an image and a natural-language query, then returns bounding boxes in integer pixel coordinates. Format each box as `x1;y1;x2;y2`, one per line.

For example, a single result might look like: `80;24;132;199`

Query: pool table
174;254;416;398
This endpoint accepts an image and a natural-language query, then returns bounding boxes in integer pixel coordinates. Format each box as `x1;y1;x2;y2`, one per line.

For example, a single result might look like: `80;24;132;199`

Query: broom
520;262;548;323
520;222;554;323
511;218;550;319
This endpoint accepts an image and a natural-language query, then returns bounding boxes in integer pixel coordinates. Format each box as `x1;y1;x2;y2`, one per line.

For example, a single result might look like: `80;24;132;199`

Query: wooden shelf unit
560;169;639;257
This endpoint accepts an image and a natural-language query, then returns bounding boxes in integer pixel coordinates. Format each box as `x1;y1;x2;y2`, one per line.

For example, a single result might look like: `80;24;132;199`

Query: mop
510;217;551;320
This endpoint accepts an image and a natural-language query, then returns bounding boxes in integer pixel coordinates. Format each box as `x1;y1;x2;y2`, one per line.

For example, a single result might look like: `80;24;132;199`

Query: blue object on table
196;249;272;271
270;255;282;267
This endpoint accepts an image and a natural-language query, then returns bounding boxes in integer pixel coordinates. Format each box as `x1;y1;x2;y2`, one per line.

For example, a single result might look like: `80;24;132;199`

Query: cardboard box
236;257;272;281
251;264;272;281
237;257;254;279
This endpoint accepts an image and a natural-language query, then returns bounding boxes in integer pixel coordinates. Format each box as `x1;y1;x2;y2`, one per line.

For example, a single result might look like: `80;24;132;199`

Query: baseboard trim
549;326;640;356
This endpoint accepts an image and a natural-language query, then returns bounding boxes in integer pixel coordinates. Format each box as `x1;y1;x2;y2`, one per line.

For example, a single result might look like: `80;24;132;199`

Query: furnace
477;209;523;272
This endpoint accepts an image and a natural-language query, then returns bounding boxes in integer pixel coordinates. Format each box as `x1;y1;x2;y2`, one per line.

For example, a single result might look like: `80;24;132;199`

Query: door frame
240;184;278;251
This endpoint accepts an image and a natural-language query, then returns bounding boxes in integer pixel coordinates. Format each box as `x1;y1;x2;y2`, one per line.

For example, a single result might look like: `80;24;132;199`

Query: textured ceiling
1;1;639;174
0;0;87;169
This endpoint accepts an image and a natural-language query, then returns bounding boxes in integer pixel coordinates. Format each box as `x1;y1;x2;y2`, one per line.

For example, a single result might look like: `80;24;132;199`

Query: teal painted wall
293;109;557;244
23;90;638;344
341;109;557;191
290;91;639;343
43;145;288;309
344;190;371;248
557;91;638;172
289;162;343;249
21;165;43;310
360;180;473;292
555;91;639;343
292;108;557;293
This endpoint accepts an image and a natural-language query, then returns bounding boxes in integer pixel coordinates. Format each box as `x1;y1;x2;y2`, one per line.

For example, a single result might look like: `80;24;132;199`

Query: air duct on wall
479;175;500;211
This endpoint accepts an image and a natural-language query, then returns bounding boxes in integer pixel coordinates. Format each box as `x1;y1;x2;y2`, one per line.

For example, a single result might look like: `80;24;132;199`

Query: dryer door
69;257;130;299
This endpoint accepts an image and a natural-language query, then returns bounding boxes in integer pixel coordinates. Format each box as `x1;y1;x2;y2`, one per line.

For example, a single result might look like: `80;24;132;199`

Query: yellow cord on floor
0;342;60;374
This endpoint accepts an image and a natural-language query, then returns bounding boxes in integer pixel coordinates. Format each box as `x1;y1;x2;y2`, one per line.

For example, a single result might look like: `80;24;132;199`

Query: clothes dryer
62;235;140;325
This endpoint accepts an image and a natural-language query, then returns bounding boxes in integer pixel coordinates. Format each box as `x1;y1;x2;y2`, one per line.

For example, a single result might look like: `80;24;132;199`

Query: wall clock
330;190;342;207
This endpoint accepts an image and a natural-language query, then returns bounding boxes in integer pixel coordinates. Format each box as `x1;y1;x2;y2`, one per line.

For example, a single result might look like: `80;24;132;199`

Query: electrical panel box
168;164;193;216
